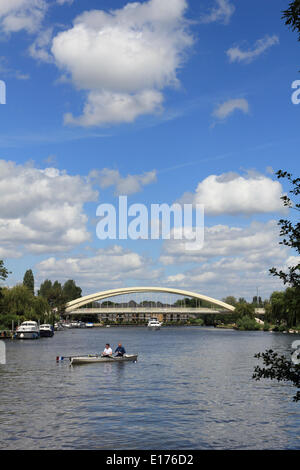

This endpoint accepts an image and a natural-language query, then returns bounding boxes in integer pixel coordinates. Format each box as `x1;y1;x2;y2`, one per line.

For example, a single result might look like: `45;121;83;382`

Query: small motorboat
147;318;162;330
40;324;54;337
15;321;40;339
69;354;138;365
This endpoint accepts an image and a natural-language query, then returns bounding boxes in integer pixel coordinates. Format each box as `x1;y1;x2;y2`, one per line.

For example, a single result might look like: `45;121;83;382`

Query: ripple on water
0;327;299;449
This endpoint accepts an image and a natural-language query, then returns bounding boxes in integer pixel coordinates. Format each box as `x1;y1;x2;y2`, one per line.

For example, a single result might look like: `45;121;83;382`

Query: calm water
0;326;299;450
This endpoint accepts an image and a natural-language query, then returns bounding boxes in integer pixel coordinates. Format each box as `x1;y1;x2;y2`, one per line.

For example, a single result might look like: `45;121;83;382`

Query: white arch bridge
65;287;236;322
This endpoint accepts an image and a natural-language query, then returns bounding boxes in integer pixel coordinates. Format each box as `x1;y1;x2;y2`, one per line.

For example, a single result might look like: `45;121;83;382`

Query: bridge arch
65;287;235;313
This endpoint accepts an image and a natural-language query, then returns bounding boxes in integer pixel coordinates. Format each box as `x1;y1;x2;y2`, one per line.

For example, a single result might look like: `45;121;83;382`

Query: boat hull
40;330;54;337
16;331;40;339
70;354;138;365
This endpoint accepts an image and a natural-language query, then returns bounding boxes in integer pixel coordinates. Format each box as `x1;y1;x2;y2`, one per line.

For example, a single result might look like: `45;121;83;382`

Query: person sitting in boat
102;343;113;357
114;343;126;357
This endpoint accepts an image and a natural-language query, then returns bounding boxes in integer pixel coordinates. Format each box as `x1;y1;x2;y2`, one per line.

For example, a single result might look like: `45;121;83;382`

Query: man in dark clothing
115;343;126;357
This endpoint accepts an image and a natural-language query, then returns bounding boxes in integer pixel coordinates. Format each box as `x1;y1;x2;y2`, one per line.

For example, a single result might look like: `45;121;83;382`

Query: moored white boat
70;354;138;365
40;324;54;337
147;318;162;330
15;321;40;339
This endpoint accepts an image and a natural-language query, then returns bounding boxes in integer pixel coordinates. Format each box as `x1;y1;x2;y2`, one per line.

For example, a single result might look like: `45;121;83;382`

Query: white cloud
284;256;300;269
165;262;285;300
36;245;162;291
212;98;249;121
50;0;193;126
29;28;54;63
161;220;286;265
226;35;279;63
90;168;157;195
56;0;74;4
201;0;235;25
64;90;164;127
0;160;98;256
162;220;291;299
178;171;284;216
0;0;47;34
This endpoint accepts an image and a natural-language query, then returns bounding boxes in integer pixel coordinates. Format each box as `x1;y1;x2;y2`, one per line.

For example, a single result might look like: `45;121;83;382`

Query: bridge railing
67;307;231;315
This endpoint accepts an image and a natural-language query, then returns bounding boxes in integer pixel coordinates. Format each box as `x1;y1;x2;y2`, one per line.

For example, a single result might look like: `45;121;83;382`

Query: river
0;326;299;450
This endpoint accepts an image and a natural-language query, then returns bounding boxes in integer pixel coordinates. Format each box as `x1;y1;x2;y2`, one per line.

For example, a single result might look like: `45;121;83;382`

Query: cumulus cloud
178;171;284;216
64;90;164;127
29;28;54;63
50;0;193;126
201;0;235;25
0;160;98;256
36;245;162;291
212;98;249;121
165;261;285;300
0;0;47;34
161;220;286;265
162;220;290;299
90;168;157;195
226;35;279;63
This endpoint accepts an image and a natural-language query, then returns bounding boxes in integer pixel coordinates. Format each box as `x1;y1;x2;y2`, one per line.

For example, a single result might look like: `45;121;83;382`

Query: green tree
38;280;66;315
255;168;300;397
62;280;82;302
38;279;52;299
269;171;300;288
269;291;286;324
23;269;35;295
0;284;49;326
282;0;300;41
0;260;10;315
253;350;300;402
234;300;255;317
222;296;238;307
0;260;10;282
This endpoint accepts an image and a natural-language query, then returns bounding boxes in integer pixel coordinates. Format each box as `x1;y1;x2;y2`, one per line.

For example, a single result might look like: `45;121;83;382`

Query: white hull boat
40;324;54;337
147;318;163;330
15;321;40;339
70;354;138;365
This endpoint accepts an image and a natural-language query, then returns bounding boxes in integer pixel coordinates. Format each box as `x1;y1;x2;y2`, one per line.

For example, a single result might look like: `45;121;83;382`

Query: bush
0;314;20;330
189;317;204;326
278;324;287;332
272;324;287;332
236;316;261;331
263;322;271;331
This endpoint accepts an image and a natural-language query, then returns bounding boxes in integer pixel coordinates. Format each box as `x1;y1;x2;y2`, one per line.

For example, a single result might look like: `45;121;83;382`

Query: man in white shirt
102;343;113;357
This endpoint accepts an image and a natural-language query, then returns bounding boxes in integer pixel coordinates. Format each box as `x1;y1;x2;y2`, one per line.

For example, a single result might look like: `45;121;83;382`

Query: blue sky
0;0;299;301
